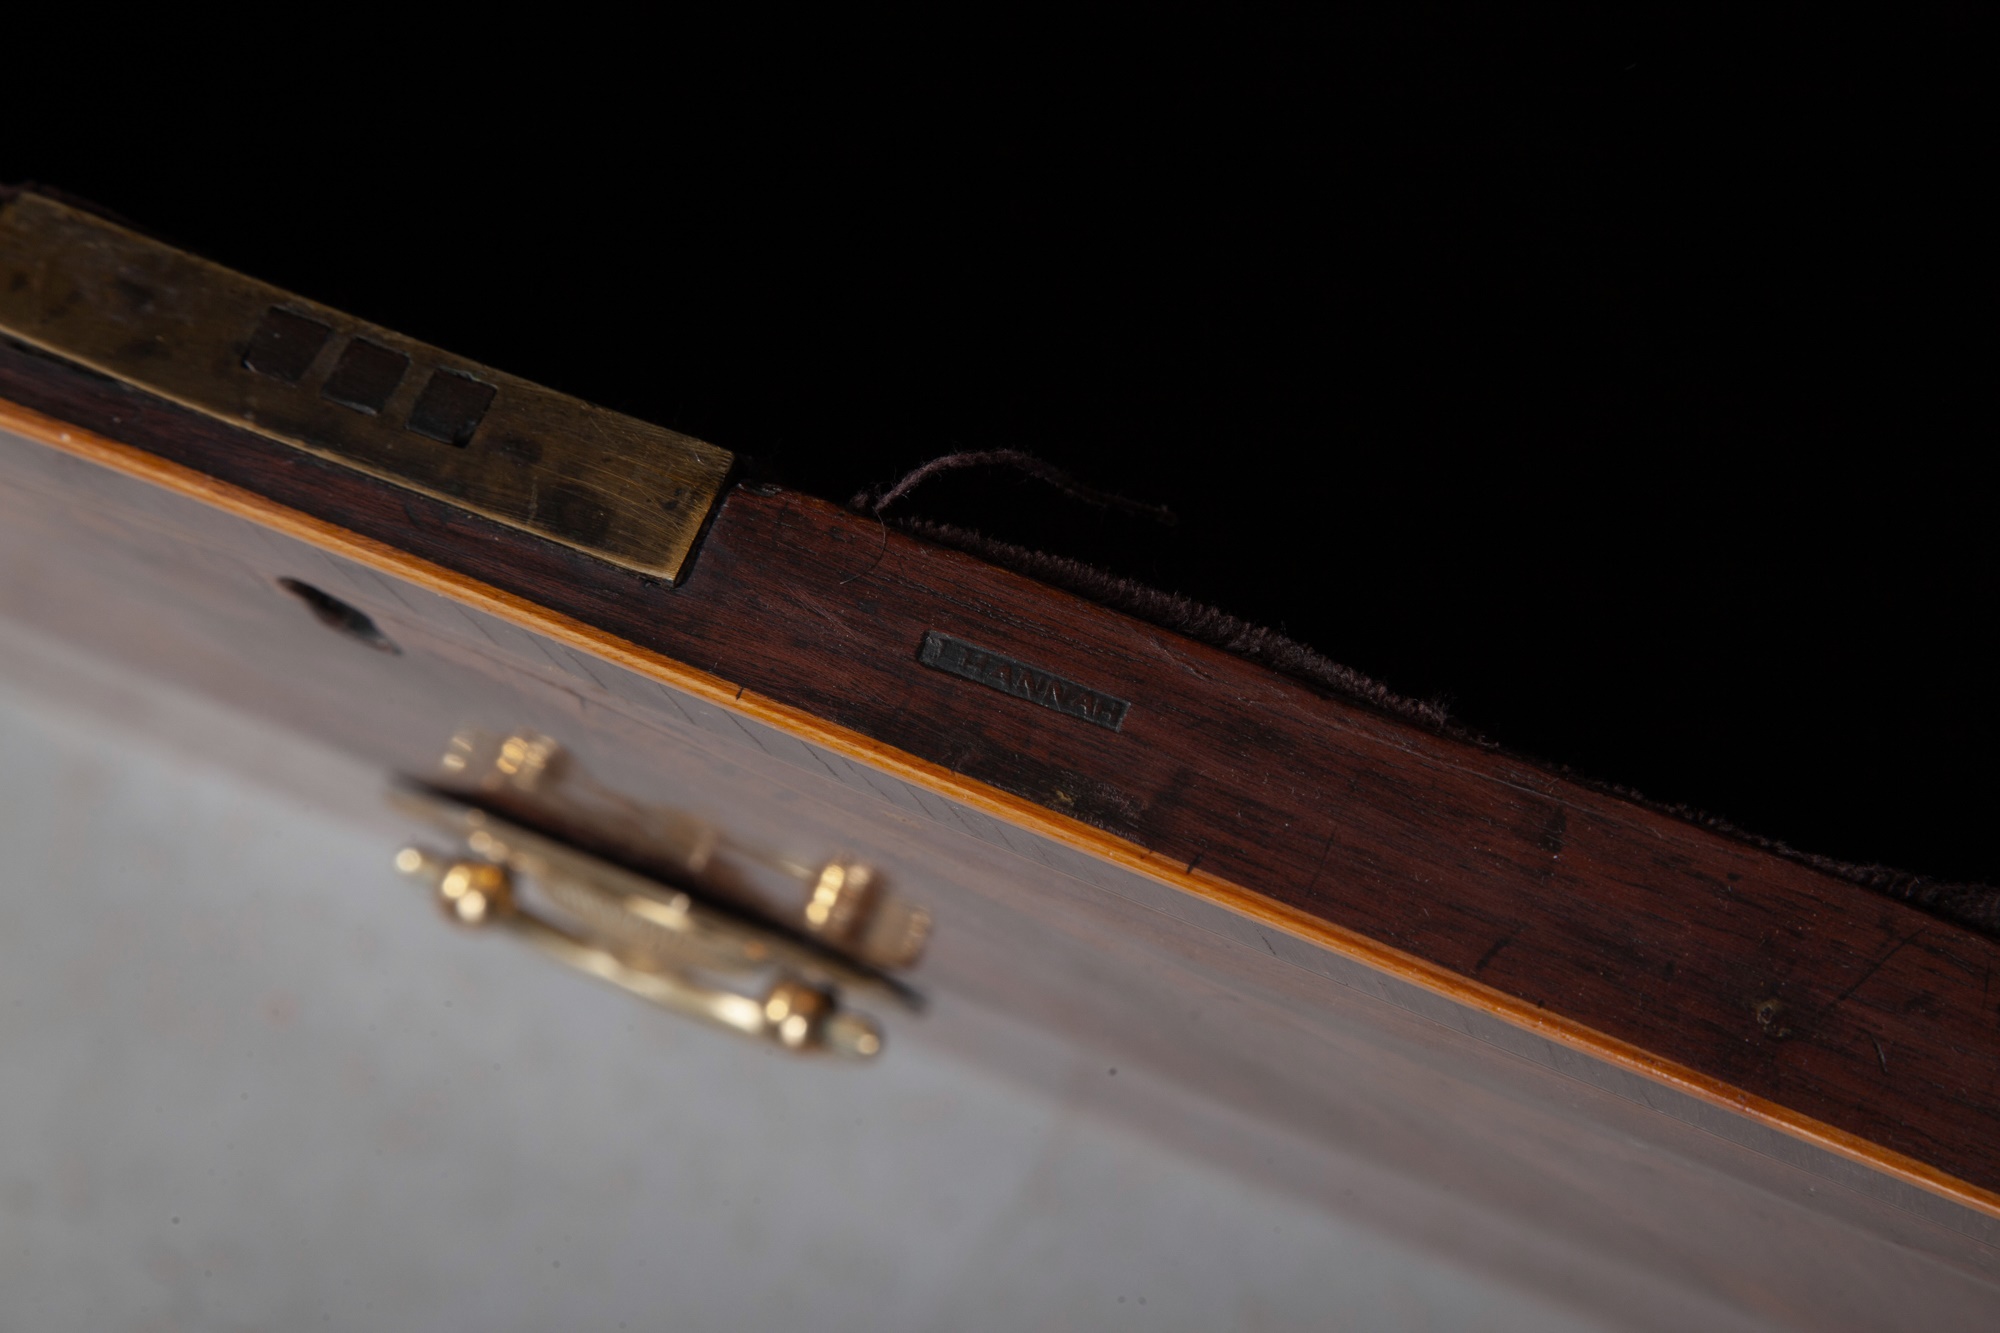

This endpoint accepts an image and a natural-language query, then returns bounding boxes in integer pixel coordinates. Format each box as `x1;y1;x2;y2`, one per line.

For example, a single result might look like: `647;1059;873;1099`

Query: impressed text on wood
919;631;1131;731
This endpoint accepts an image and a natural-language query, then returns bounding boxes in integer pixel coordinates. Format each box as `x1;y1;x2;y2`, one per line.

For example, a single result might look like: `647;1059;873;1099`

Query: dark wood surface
13;427;2000;1326
6;333;2000;1199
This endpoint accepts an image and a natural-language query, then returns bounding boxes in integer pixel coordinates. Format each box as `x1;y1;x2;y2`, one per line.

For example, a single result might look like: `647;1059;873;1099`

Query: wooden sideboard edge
8;392;1997;1229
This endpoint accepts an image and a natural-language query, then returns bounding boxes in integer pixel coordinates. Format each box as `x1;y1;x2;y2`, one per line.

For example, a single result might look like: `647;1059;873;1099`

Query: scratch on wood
1822;927;1926;1019
1303;827;1337;900
835;511;890;586
1475;931;1517;976
1873;1038;1890;1074
1790;926;1929;1044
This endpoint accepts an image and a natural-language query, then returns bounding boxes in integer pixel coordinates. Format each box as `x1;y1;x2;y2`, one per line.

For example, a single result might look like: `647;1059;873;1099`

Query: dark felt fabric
869;458;2000;940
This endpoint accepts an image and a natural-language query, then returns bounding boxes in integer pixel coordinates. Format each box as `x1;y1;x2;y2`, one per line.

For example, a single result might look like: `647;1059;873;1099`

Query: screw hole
277;578;400;654
1753;996;1793;1040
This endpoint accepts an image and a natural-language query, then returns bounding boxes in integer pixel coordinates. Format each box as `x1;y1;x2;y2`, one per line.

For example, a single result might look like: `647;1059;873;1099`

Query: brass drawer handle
437;731;930;972
393;790;902;1059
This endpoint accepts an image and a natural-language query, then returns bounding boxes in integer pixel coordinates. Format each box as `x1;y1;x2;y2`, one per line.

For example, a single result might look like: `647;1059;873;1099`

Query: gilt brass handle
391;795;897;1059
437;730;931;972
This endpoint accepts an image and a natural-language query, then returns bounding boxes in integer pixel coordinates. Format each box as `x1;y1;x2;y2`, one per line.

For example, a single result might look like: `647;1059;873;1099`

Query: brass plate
0;193;732;583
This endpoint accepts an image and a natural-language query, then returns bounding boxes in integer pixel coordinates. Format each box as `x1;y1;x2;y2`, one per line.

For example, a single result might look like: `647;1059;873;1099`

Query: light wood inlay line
5;390;1998;1228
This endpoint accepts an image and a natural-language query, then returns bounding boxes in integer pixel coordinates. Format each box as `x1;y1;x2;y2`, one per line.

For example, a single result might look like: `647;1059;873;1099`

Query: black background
5;13;1991;880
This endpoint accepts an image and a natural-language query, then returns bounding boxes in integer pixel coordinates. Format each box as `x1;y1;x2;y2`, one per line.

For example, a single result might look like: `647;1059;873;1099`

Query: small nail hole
277;578;399;654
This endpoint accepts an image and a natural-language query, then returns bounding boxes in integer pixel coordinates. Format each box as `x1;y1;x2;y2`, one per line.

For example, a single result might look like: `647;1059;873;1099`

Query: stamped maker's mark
918;632;1130;732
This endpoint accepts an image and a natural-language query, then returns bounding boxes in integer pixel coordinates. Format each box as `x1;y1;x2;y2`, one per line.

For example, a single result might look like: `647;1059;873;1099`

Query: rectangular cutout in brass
0;192;733;583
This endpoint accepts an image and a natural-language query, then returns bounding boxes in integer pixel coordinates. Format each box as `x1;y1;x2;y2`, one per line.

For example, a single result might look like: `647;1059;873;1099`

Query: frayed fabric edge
894;518;1451;729
892;515;2000;940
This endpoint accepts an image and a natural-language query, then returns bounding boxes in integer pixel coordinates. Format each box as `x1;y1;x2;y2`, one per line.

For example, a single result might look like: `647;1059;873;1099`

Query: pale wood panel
11;388;2000;1218
2;423;1999;1328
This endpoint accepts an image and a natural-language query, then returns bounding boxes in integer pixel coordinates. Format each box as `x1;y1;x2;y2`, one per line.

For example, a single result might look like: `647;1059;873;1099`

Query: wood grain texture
5;333;2000;1206
7;545;1998;1332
